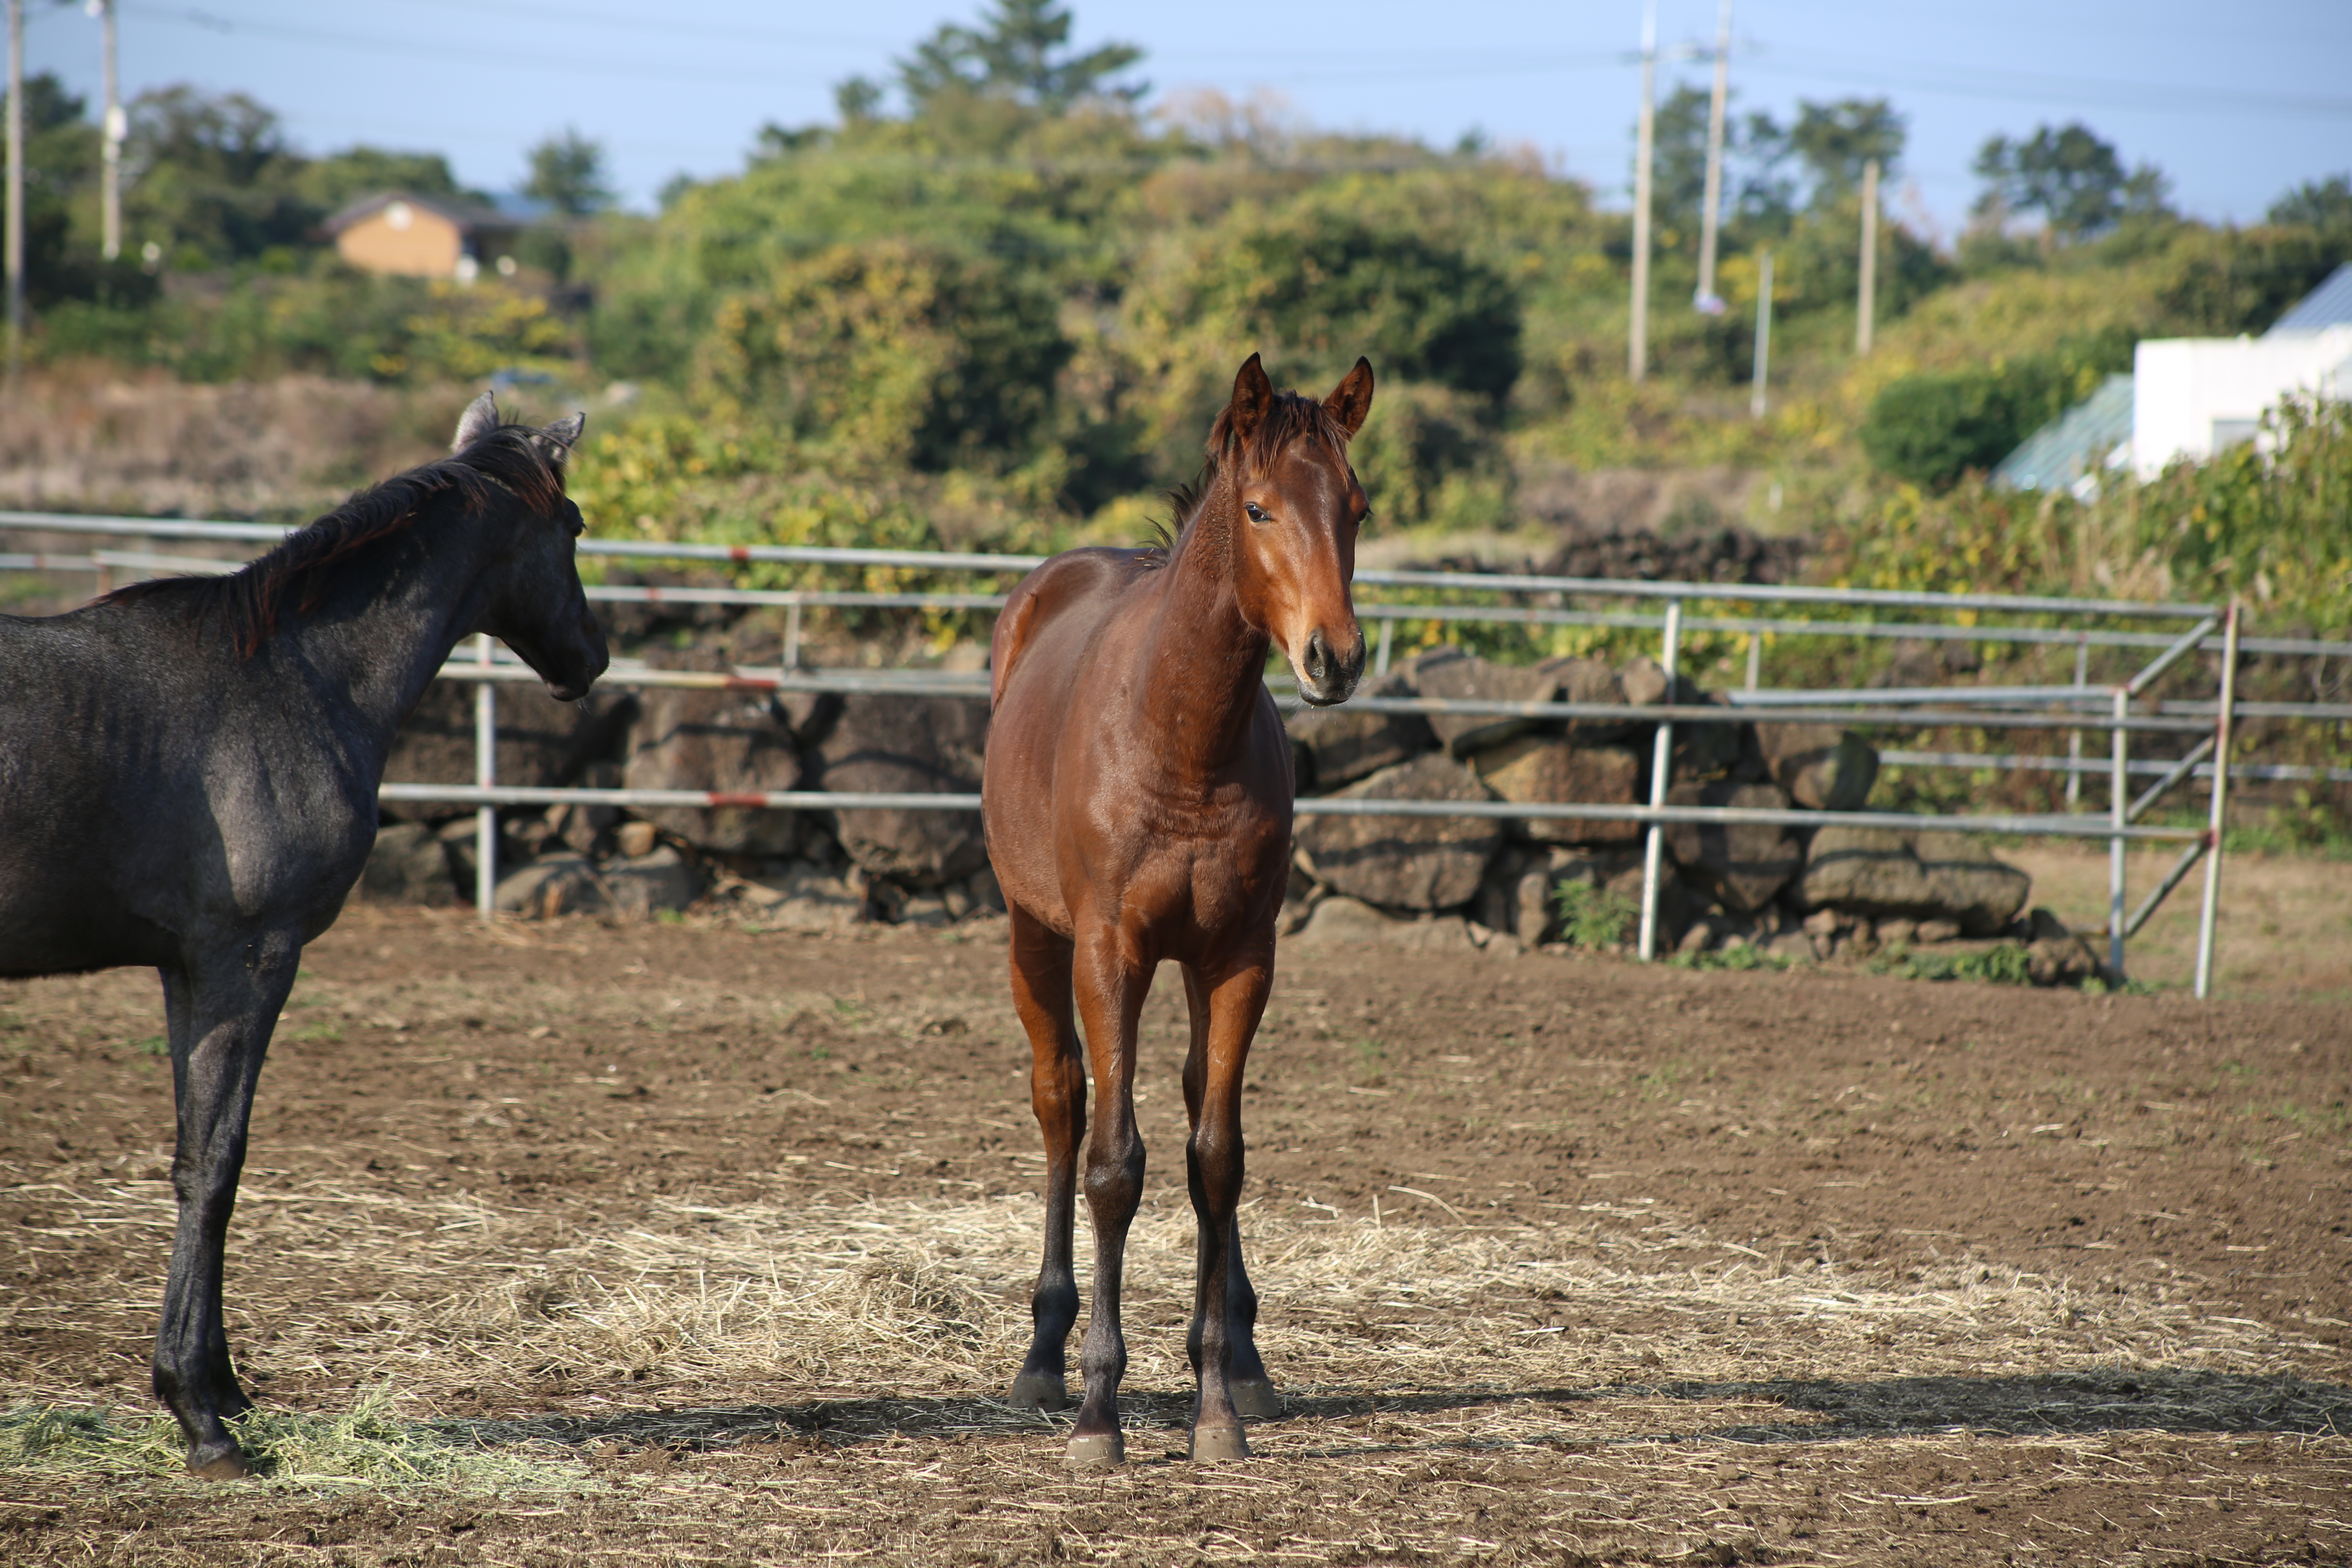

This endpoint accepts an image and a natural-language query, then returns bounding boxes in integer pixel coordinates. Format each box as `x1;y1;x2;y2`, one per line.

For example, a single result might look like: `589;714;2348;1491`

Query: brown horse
982;353;1374;1467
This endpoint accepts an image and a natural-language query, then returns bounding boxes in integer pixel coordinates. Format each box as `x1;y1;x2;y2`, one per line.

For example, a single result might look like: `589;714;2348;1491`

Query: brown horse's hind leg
1005;904;1084;1412
1180;953;1273;1461
1065;924;1150;1469
154;934;301;1478
1180;966;1276;1422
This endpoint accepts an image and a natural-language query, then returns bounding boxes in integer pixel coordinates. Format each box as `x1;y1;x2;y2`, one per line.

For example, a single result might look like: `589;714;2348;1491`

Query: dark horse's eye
1244;502;1270;523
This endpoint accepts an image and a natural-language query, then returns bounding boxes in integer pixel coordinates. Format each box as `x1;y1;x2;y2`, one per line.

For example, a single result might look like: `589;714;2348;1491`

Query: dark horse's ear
452;390;500;453
1218;352;1274;457
541;412;586;461
1324;357;1375;438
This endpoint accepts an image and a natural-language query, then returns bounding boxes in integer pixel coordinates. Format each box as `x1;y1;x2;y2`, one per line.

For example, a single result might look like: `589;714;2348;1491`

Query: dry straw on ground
6;1178;2349;1563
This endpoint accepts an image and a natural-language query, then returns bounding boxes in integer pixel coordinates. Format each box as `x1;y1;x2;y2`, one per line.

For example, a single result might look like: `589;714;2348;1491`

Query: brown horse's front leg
1005;905;1084;1411
1180;965;1276;1421
1183;950;1273;1462
155;934;301;1478
1066;924;1149;1469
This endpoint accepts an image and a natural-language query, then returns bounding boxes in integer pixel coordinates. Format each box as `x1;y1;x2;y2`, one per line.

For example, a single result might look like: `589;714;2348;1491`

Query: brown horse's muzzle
1295;623;1365;707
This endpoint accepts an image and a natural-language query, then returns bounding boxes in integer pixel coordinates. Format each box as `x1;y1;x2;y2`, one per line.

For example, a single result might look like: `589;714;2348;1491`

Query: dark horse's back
0;598;373;978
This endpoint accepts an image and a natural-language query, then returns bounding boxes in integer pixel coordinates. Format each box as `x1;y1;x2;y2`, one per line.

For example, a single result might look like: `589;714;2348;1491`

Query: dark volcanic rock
624;682;804;856
1288;670;1434;792
1292;752;1501;911
380;682;634;822
1663;780;1802;912
1467;735;1644;845
1800;826;2031;935
806;692;991;887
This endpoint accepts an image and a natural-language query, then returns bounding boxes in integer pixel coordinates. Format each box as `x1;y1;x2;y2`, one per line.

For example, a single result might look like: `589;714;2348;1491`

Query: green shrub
1549;879;1636;948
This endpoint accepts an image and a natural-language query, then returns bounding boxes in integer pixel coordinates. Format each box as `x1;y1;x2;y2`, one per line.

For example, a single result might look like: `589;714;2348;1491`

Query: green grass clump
1550;879;1637;948
1873;942;2036;986
1666;944;1795;973
0;1388;586;1493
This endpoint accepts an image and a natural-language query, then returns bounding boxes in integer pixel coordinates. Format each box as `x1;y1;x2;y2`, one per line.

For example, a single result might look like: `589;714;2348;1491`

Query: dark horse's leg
1179;964;1276;1422
154;931;301;1477
1177;950;1272;1461
1005;903;1085;1412
1065;921;1149;1469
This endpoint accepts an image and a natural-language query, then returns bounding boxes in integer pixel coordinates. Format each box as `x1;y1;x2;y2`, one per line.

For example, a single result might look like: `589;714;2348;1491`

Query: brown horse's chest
1087;793;1287;947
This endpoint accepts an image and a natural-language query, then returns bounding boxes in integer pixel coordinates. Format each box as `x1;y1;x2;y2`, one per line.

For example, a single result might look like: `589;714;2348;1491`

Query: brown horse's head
1209;353;1375;707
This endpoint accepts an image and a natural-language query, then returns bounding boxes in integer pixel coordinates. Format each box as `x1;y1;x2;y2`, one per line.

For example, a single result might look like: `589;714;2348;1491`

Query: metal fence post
2066;634;2088;808
1745;632;1761;693
1374;617;1394;677
2194;601;2241;999
784;601;802;670
2107;685;2127;980
1637;597;1683;961
474;633;496;922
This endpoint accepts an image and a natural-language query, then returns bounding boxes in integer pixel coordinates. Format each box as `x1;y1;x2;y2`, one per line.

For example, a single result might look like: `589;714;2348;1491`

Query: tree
299;146;470;213
1972;122;2162;244
122;85;313;266
1785;97;1902;201
1649;82;1791;240
523;128;614;216
2268;174;2352;238
895;0;1144;116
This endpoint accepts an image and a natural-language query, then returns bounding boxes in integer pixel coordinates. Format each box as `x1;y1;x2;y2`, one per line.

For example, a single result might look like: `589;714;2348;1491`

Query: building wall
2133;329;2352;478
334;203;466;278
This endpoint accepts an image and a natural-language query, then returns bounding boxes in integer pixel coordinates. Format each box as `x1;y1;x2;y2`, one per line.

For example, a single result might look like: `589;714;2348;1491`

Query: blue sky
24;0;2352;237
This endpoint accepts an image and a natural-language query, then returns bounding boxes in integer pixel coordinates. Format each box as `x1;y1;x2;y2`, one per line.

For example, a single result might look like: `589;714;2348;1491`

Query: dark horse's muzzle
1296;624;1366;707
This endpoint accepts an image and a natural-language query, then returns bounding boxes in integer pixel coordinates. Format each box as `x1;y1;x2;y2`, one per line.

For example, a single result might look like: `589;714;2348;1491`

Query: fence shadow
438;1367;2350;1456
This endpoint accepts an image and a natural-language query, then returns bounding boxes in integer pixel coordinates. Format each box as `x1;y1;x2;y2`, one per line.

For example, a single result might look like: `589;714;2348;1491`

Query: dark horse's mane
107;425;567;657
1138;390;1353;573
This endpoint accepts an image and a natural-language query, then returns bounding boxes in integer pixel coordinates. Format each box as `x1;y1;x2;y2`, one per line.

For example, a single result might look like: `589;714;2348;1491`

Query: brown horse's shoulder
990;548;1161;709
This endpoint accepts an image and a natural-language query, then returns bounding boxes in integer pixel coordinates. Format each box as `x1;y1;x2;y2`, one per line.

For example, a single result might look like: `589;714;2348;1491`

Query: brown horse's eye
1245;502;1270;523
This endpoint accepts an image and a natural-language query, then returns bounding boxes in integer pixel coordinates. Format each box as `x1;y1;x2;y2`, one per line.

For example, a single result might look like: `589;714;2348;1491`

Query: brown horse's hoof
1230;1378;1280;1420
186;1441;250;1481
1188;1423;1251;1463
1009;1372;1069;1411
1064;1431;1125;1470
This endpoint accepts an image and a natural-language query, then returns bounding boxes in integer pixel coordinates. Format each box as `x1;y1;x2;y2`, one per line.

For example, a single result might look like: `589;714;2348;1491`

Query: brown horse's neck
1137;484;1273;775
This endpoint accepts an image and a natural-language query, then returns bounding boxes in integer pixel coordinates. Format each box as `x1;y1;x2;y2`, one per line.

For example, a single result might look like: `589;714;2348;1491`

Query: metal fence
10;508;2342;999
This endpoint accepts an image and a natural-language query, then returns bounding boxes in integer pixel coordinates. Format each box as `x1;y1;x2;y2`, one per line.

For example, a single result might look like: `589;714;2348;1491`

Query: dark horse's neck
267;499;515;750
1138;479;1275;776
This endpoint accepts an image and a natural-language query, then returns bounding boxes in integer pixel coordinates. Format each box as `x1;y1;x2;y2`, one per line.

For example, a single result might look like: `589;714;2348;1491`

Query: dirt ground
3;904;2348;1566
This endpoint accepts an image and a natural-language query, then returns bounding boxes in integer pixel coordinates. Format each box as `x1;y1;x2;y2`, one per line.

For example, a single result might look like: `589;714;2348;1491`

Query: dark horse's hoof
1231;1378;1279;1420
1189;1423;1250;1463
187;1439;250;1480
1064;1431;1125;1470
1009;1372;1069;1411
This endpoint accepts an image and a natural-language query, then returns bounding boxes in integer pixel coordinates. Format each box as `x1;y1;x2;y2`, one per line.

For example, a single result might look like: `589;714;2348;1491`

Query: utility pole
1627;0;1656;382
6;0;23;383
1749;249;1773;420
1855;157;1879;356
96;0;121;261
1693;0;1732;314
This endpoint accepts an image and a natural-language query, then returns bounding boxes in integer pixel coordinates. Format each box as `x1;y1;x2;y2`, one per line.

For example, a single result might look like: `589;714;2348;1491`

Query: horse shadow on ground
438;1368;2351;1457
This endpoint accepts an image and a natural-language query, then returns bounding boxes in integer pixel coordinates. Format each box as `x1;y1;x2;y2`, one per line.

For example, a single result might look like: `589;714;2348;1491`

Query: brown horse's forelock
1143;391;1352;571
106;425;567;657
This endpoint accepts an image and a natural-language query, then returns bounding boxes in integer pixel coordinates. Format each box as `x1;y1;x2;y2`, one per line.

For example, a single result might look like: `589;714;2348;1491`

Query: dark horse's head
1208;353;1375;707
450;392;608;702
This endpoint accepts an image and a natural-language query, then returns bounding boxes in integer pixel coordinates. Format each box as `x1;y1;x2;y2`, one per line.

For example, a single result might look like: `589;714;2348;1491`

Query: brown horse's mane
106;425;568;657
1140;390;1353;572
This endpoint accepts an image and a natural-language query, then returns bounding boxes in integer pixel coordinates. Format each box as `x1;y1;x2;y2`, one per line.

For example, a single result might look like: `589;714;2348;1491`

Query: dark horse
0;394;607;1476
983;353;1373;1466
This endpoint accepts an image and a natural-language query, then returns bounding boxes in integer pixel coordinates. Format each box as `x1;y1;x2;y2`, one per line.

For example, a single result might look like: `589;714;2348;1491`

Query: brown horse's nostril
1305;628;1332;683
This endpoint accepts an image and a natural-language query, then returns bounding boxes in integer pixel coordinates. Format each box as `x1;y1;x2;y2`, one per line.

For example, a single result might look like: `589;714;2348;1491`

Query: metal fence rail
9;511;2332;998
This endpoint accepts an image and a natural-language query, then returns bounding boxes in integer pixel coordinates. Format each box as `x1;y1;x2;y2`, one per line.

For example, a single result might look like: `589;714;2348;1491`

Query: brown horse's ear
1324;357;1375;438
1220;352;1274;455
